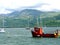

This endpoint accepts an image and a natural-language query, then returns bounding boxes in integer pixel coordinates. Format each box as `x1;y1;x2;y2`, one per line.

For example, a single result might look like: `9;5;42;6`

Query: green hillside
0;9;60;28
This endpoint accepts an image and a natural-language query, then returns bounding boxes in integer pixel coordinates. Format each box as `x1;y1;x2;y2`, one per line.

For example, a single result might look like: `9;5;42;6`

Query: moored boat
0;15;6;33
31;27;59;38
26;27;30;30
0;28;5;33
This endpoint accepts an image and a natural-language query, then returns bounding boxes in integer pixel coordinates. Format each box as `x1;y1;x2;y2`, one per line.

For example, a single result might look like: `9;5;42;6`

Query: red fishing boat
31;27;58;38
31;16;60;38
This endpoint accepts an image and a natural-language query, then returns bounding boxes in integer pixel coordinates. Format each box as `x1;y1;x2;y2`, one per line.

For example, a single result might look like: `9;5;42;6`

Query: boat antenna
56;18;58;29
54;18;58;30
37;17;39;27
28;16;29;28
40;16;42;27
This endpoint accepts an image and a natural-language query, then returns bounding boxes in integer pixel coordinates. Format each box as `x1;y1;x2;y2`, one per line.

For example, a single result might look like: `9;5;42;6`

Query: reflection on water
0;27;60;45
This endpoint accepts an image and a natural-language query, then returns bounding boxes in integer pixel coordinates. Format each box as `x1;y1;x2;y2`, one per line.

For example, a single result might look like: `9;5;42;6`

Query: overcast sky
0;0;60;14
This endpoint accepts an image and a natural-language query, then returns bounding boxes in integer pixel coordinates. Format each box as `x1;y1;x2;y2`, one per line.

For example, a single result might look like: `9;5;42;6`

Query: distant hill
0;9;60;19
0;9;60;27
3;9;43;18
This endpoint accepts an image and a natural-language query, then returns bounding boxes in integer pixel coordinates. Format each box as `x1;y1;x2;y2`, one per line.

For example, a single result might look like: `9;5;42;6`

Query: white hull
0;28;5;33
26;27;30;30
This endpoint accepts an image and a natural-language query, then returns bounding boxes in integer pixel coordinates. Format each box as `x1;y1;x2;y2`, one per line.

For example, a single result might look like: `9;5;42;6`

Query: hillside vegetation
0;9;60;28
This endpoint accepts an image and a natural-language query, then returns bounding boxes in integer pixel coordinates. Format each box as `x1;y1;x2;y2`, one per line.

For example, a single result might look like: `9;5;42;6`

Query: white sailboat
0;28;5;32
0;16;5;33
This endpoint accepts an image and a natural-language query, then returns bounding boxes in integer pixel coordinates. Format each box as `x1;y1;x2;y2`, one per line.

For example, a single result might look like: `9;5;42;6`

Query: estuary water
0;27;60;45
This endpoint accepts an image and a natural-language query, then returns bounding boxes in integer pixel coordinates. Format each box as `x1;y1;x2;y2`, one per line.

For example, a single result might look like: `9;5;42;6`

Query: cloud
0;0;42;14
0;8;13;14
22;3;49;8
0;0;42;9
0;0;60;14
37;0;60;11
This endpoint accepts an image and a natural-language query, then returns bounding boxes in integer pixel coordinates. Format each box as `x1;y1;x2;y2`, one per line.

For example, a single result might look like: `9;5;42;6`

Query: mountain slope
0;9;60;27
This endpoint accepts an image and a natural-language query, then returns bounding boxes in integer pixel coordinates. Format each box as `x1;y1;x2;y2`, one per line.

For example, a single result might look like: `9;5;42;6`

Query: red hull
31;31;58;38
31;27;58;38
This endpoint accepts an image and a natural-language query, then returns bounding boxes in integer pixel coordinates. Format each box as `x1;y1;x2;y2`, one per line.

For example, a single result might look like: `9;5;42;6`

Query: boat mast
36;16;42;27
27;16;29;28
3;15;4;29
37;17;39;27
40;16;42;27
54;18;58;29
56;18;58;29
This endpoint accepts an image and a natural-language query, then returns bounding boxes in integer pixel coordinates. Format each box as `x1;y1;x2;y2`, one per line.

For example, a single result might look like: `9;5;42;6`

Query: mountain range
0;9;60;19
0;9;60;27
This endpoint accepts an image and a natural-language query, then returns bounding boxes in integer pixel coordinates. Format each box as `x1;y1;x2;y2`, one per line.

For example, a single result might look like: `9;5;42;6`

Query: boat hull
31;31;58;38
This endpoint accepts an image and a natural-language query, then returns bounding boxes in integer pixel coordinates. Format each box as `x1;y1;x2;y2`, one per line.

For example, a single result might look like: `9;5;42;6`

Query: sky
0;0;60;14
